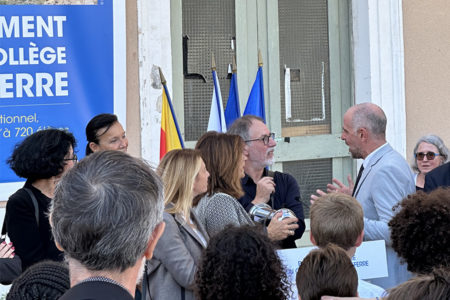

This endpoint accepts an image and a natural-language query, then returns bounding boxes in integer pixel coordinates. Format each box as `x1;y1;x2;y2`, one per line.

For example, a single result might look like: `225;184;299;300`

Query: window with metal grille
182;0;235;141
278;0;331;137
283;158;332;217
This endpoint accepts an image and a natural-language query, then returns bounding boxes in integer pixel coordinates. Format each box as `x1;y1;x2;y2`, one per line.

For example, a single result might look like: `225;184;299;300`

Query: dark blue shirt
239;169;306;248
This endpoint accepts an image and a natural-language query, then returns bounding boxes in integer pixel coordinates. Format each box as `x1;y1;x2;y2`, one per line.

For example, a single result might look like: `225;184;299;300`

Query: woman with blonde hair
145;149;210;300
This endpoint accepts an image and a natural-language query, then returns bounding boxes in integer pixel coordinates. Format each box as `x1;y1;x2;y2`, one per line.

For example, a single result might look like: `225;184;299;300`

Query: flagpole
257;49;265;121
159;67;184;148
211;53;224;128
258;49;263;67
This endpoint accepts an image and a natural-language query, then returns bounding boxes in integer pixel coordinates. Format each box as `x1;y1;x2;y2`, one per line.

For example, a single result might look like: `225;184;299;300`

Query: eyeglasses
244;133;275;145
415;152;440;161
64;154;78;163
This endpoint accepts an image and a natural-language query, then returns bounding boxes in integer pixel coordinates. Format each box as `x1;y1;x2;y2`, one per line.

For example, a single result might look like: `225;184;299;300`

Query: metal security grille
182;0;235;141
278;0;331;136
283;158;332;217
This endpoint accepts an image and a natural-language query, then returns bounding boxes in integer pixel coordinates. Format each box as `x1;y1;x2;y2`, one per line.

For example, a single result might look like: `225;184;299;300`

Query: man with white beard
228;115;305;248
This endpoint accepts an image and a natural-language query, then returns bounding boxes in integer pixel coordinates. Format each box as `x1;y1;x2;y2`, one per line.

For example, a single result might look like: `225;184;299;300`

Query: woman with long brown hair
195;132;295;240
194;132;252;238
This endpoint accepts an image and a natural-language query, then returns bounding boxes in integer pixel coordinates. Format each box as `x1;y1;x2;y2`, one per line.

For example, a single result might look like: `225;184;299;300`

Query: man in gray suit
312;103;415;289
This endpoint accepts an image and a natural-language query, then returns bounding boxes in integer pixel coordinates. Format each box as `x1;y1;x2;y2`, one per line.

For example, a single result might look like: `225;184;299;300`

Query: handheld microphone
249;203;296;223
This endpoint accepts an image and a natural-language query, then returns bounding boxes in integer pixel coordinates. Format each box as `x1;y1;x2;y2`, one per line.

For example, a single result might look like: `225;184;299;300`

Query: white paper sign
277;240;388;300
350;240;388;279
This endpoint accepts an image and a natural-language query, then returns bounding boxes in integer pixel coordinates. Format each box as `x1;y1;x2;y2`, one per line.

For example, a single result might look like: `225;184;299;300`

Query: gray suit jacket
354;143;415;289
146;209;208;300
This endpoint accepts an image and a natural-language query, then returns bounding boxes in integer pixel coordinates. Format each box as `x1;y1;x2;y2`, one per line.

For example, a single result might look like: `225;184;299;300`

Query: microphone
249;203;296;224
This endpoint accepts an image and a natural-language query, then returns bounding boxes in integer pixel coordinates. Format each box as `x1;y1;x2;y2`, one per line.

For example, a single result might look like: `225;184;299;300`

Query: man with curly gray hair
50;150;165;300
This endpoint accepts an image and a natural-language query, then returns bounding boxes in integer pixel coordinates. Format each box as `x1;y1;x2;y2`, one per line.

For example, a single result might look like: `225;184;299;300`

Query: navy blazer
240;169;306;248
424;161;450;192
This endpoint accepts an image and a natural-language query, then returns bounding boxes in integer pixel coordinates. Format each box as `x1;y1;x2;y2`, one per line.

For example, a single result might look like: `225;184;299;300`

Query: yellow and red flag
160;70;184;159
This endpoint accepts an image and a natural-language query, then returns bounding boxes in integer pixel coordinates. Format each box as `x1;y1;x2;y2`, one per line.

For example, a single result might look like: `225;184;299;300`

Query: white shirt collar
363;142;388;168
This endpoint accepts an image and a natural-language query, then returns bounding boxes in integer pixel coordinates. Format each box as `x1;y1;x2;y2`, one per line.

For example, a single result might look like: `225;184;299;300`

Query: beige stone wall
125;0;141;157
403;0;450;164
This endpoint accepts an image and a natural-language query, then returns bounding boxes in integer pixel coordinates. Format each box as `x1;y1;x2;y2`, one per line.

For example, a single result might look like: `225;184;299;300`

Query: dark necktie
352;165;364;197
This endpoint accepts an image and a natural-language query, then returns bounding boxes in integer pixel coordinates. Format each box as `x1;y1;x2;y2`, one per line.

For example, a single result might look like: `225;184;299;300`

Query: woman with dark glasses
411;134;448;190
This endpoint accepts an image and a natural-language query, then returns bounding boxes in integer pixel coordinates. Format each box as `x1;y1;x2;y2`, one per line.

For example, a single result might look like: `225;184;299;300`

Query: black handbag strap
23;188;39;228
1;215;6;237
1;188;40;238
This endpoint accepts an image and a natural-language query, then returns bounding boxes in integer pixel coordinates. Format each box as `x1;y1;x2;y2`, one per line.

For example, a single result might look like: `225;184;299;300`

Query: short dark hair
227;115;265;141
7;129;76;181
296;244;358;300
85;113;118;155
386;267;450;300
6;260;69;300
50;150;164;272
389;188;450;274
195;225;290;300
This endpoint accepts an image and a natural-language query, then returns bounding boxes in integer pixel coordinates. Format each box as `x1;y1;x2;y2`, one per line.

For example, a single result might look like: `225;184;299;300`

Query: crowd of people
0;104;449;300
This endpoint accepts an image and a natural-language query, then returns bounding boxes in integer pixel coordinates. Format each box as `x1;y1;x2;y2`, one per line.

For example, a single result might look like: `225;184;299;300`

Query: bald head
348;103;386;139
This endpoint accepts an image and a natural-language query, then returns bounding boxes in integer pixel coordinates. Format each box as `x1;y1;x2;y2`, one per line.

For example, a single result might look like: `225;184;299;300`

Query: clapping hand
310;175;354;205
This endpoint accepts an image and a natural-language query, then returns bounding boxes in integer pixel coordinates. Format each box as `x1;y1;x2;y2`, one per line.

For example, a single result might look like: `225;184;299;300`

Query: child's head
296;244;358;300
310;193;363;251
386;267;450;300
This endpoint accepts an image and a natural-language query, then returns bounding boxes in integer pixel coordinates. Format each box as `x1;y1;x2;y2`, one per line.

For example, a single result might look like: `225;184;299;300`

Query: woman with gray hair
412;134;449;190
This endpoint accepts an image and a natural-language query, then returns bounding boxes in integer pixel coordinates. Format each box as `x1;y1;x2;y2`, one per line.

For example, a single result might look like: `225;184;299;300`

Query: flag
244;66;265;121
224;72;240;128
160;84;184;159
207;69;227;132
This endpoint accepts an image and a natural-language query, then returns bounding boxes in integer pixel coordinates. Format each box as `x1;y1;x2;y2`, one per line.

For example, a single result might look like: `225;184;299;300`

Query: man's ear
310;231;317;246
358;127;369;141
144;222;165;259
54;240;64;252
355;230;364;247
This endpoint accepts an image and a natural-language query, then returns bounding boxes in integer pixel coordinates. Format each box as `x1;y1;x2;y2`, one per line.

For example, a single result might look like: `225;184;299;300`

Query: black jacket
424;162;450;192
60;281;134;300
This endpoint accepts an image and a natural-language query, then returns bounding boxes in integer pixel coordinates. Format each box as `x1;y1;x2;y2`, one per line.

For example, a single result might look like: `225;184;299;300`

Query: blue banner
0;1;115;183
